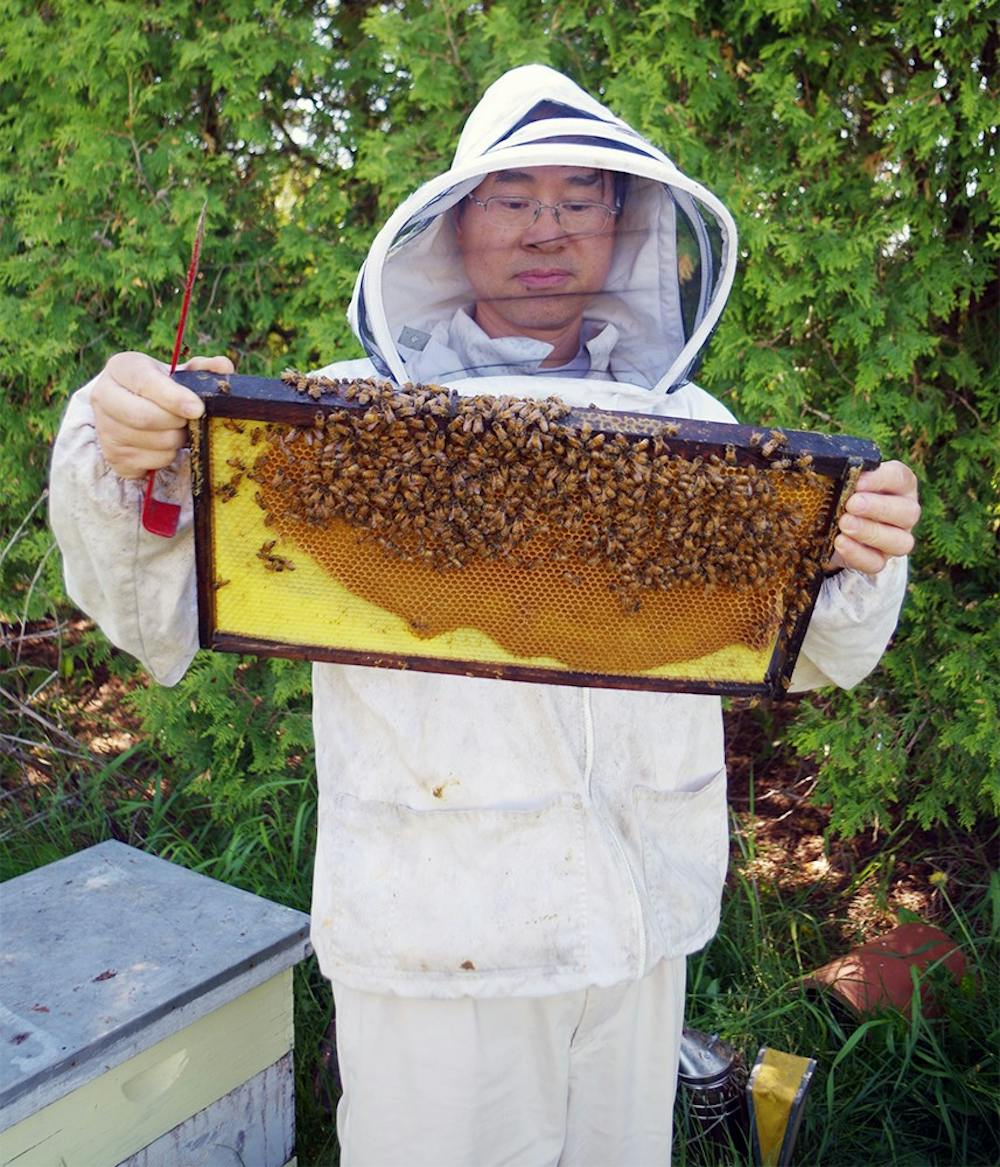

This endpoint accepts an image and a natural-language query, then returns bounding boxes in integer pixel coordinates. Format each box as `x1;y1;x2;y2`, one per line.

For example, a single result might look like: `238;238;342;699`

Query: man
50;65;919;1165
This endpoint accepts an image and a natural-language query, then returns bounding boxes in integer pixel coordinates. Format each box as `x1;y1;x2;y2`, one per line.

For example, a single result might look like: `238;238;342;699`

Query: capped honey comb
178;371;879;695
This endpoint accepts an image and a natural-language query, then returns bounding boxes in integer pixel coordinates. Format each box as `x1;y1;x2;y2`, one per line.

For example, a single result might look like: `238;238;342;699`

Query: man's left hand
826;460;920;575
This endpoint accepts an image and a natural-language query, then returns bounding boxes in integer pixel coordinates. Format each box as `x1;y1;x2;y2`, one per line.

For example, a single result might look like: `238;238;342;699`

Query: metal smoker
677;1027;749;1163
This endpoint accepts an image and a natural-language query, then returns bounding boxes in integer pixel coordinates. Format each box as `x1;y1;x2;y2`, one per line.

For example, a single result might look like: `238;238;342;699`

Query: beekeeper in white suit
50;65;919;1166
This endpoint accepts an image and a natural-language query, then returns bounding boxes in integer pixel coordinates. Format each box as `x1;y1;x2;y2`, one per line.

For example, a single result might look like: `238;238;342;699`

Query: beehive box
0;842;311;1167
177;371;879;696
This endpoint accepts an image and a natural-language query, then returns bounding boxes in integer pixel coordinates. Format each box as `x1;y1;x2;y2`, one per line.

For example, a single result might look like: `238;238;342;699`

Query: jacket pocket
317;792;588;977
634;768;729;954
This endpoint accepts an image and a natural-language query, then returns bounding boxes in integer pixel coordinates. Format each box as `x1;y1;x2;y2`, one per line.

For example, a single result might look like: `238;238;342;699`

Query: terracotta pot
804;922;965;1017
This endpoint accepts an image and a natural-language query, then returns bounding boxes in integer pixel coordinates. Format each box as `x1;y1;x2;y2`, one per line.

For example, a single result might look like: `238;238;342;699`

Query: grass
3;611;997;1167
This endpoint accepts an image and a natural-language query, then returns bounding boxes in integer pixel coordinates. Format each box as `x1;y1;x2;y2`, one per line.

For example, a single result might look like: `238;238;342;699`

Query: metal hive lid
0;840;311;1128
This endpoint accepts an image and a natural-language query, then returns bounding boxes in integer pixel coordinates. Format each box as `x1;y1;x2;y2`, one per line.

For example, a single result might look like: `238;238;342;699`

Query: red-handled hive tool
141;201;208;537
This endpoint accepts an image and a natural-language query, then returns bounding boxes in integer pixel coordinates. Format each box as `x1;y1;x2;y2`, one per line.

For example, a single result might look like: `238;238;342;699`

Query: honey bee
760;430;789;458
264;556;296;572
215;478;240;502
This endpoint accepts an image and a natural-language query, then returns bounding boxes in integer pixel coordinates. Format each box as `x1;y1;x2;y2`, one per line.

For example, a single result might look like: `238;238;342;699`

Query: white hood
348;64;738;393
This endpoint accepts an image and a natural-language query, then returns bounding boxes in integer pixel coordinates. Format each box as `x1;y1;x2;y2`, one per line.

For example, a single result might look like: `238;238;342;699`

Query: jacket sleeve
48;379;200;686
788;556;907;692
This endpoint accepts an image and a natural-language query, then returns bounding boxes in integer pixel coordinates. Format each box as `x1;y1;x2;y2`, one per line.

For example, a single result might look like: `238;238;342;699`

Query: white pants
332;956;686;1167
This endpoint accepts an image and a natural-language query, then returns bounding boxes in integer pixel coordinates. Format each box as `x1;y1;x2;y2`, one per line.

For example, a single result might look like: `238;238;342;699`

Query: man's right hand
91;351;235;479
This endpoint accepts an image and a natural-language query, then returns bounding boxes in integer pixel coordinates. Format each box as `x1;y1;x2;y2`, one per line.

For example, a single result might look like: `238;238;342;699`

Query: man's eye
561;202;597;215
495;198;532;212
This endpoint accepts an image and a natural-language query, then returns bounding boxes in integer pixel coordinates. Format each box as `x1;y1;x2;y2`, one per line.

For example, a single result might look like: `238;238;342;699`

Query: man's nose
521;206;568;248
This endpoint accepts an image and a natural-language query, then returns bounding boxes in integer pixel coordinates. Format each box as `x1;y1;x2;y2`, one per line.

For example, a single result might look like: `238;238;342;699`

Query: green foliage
126;652;316;828
1;0;996;847
789;586;1000;835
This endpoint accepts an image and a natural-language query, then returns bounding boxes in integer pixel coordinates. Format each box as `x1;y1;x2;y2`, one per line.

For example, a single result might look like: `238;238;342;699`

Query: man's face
454;166;617;347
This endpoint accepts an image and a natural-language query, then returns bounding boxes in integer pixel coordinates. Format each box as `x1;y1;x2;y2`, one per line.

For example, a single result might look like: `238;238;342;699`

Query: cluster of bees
225;372;830;623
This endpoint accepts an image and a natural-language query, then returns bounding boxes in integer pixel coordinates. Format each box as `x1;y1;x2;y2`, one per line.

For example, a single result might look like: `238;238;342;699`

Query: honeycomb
202;377;837;687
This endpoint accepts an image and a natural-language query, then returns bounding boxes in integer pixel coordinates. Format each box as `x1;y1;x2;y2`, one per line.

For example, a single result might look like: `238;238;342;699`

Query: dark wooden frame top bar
175;370;881;697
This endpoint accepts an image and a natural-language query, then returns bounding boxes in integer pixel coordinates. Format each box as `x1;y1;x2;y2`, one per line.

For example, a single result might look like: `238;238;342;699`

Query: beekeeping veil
348;64;737;394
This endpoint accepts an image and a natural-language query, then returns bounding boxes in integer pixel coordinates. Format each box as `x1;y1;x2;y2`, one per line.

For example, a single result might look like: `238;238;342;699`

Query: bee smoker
677;1027;749;1163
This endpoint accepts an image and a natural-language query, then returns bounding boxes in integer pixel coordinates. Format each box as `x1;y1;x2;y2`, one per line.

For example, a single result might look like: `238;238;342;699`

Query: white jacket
50;66;907;999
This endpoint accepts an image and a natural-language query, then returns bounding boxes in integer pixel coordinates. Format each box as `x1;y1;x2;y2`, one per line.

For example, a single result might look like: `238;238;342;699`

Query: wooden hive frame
175;371;879;697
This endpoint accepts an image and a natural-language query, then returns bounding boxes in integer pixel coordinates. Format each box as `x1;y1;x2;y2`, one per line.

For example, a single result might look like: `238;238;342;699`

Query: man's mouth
515;269;573;289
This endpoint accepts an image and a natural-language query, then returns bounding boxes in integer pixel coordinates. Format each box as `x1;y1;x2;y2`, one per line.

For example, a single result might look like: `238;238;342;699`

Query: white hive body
0;842;311;1167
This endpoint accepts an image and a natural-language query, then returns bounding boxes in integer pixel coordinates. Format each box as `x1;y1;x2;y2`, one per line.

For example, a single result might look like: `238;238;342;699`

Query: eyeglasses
465;193;618;235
